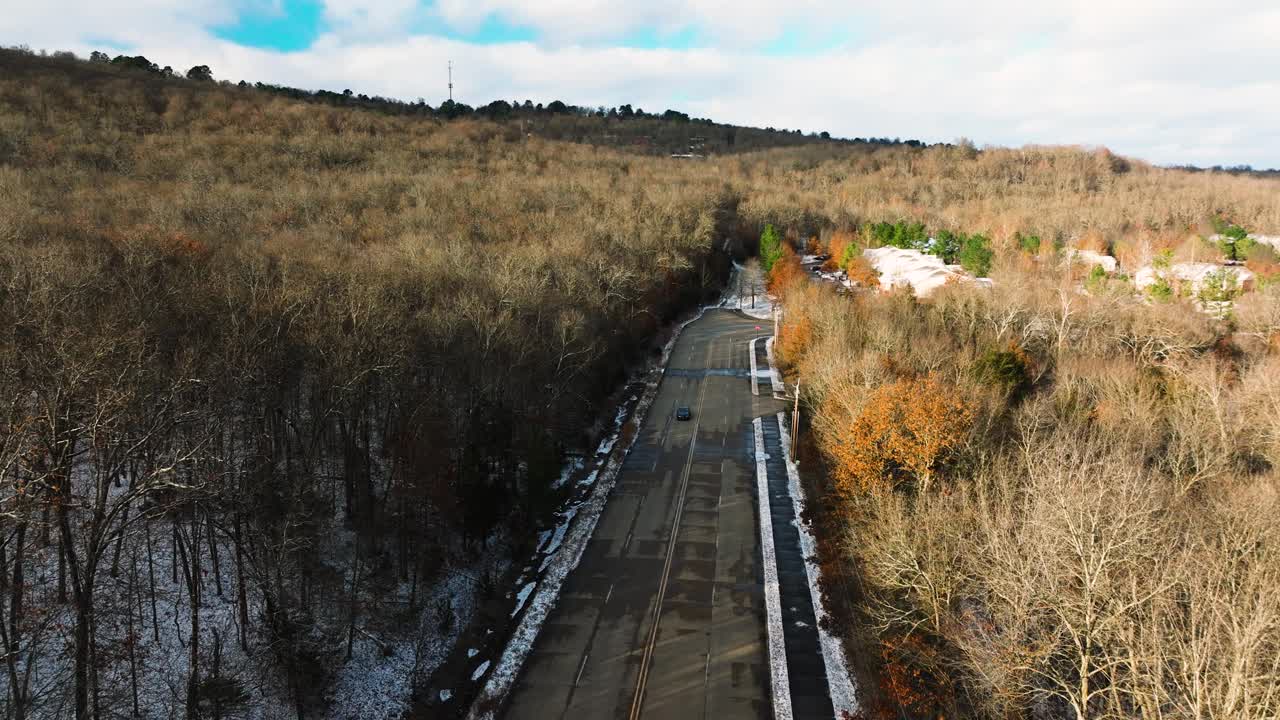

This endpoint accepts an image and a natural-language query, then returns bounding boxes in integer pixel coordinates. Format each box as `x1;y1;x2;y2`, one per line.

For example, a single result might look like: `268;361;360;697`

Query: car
676;406;691;421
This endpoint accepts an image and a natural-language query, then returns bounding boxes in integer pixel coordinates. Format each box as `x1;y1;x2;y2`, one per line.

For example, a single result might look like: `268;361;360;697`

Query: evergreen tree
760;224;784;271
958;234;994;277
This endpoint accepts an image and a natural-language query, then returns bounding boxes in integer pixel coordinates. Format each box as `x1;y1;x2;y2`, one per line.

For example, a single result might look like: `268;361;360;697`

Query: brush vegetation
772;236;1280;719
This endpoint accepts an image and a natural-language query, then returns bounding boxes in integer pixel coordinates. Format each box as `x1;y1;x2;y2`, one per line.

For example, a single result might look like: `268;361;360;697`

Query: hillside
0;47;745;719
0;47;918;157
2;45;1280;720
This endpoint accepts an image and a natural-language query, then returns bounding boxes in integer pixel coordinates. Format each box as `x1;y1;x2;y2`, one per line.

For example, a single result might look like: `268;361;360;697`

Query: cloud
322;0;422;39
2;1;1278;167
430;0;861;47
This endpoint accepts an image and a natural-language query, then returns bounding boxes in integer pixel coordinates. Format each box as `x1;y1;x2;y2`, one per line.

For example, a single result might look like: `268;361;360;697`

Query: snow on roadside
535;529;553;553
577;468;599;488
510;582;536;618
551;456;586;490
776;413;859;718
749;336;762;395
764;337;785;396
754;416;795;720
465;299;728;720
595;403;631;457
541;507;577;560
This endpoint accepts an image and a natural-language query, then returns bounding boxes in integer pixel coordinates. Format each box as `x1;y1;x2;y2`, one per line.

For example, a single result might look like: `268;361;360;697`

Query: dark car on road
676;406;691;421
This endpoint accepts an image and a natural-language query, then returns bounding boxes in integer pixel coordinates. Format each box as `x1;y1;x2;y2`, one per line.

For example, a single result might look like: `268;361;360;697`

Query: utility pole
791;379;801;462
448;60;453;102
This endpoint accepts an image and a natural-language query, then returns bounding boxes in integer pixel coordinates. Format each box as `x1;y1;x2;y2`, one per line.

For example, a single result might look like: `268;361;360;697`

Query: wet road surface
501;309;823;720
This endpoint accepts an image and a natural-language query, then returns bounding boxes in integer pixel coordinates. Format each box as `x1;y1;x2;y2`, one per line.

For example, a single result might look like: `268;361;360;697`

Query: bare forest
3;48;1280;720
0;52;740;718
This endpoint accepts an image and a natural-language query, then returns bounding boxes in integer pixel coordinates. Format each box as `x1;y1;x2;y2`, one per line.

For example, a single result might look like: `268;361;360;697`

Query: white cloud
2;1;1279;167
431;0;862;46
323;0;423;40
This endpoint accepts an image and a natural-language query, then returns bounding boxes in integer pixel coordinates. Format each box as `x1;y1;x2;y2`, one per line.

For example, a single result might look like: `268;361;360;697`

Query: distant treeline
1;44;930;155
1166;163;1280;178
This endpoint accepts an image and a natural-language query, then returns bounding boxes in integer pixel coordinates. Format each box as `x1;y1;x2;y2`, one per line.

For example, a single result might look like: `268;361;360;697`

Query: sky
5;1;1280;168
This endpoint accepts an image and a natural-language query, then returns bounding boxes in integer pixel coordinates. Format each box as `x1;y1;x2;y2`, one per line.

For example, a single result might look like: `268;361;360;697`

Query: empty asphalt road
502;309;789;720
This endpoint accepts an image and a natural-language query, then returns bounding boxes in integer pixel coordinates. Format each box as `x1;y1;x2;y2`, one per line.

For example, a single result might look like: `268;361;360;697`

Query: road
502;309;787;720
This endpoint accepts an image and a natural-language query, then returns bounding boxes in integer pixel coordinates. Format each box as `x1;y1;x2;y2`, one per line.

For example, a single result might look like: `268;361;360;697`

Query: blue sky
211;1;822;53
5;1;1280;167
214;0;326;51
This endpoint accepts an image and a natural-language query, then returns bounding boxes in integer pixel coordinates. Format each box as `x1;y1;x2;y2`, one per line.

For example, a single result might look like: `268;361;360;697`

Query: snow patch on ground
328;640;418;719
542;508;576;559
776;413;859;719
754;416;794;720
538;506;579;573
551;457;586;490
722;259;777;320
595;404;631;457
18;462;504;720
510;582;536;618
327;548;505;720
578;468;599;488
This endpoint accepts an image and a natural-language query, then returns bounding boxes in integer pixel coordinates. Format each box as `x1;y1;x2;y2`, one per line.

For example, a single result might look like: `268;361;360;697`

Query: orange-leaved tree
849;634;952;720
767;245;806;298
825;375;973;497
825;229;856;271
777;313;813;369
845;254;880;289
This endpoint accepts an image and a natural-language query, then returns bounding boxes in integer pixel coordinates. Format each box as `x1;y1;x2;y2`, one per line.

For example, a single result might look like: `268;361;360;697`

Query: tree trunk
73;597;92;720
345;542;360;661
58;502;94;720
341;417;355;524
146;519;159;643
110;503;130;578
129;545;141;718
4;518;28;719
58;535;68;603
234;514;249;651
176;522;201;720
172;522;180;584
211;628;223;720
208;513;222;598
90;597;102;719
8;520;25;653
